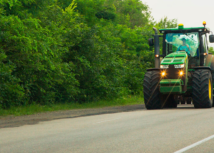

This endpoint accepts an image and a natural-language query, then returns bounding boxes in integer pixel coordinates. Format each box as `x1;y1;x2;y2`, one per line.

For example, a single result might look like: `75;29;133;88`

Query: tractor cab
159;23;211;68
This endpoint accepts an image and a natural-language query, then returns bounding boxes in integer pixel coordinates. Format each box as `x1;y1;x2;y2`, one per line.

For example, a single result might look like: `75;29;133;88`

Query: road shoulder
0;104;145;128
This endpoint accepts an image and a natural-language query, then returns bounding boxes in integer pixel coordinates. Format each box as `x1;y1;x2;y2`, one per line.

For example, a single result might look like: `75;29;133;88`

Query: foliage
0;95;144;116
155;17;177;29
0;0;177;109
209;47;214;54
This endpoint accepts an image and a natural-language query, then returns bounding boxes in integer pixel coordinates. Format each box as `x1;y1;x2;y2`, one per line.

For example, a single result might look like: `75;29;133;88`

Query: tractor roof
159;26;210;33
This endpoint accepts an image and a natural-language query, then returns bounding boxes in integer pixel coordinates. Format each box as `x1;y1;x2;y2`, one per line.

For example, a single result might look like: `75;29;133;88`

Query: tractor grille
164;65;184;80
161;65;186;92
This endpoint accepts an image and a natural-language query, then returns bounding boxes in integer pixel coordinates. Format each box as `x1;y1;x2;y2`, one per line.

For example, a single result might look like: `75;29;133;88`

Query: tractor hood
161;51;187;65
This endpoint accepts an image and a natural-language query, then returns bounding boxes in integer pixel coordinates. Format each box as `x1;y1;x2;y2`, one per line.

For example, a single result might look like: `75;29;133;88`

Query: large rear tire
192;69;213;108
143;71;162;109
213;89;214;107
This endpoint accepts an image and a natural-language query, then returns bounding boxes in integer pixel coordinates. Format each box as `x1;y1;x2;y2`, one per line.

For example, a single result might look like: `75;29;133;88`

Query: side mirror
148;38;154;46
209;35;214;43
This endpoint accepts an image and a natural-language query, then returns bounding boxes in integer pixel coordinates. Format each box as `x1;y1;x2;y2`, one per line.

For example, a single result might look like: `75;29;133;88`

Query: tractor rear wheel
143;71;162;109
192;69;213;108
213;89;214;107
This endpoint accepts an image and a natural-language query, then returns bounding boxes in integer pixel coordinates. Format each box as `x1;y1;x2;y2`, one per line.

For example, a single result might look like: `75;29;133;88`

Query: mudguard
204;54;214;80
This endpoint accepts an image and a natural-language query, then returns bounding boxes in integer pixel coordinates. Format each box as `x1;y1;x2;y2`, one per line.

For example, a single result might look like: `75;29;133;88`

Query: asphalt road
1;104;214;153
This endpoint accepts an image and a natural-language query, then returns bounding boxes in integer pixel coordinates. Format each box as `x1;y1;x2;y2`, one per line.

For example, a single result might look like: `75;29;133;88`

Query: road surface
1;105;214;153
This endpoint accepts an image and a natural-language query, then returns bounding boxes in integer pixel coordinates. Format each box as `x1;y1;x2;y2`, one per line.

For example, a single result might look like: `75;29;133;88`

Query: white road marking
94;117;121;124
174;135;214;153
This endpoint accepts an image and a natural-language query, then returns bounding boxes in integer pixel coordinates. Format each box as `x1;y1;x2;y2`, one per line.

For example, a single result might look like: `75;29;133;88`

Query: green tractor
143;22;214;109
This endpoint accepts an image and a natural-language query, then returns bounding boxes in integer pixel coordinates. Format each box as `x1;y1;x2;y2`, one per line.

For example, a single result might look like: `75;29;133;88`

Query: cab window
165;32;200;57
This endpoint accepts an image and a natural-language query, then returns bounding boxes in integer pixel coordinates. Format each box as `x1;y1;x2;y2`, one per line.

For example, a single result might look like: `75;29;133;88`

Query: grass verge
0;96;144;117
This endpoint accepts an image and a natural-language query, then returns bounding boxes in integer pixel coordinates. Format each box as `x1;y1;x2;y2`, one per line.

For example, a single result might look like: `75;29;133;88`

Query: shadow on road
160;104;195;110
163;104;213;110
176;104;195;109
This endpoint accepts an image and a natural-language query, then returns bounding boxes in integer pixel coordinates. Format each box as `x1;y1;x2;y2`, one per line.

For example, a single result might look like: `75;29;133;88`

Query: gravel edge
0;104;145;128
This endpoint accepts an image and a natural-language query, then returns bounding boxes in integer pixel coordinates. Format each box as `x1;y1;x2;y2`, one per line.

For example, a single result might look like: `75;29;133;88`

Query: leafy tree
0;0;177;109
155;17;177;29
113;0;151;28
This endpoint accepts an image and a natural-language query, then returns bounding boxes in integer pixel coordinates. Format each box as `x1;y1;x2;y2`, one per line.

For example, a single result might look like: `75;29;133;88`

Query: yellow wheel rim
209;79;212;100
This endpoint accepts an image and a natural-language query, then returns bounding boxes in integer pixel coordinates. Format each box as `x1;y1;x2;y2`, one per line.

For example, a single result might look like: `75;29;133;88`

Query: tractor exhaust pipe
153;27;160;68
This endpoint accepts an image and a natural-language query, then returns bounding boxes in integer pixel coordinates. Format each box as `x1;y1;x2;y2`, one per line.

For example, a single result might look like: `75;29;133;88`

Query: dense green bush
0;0;177;108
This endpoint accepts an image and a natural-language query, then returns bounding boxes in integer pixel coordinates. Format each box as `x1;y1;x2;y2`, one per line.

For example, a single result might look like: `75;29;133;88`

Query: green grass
0;96;144;117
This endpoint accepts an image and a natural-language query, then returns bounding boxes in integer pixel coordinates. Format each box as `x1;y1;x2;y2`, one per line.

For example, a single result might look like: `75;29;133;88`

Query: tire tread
143;71;162;109
192;69;212;108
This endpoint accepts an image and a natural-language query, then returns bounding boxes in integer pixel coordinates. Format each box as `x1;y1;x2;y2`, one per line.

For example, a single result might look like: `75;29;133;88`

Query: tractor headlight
179;70;184;76
160;65;169;69
174;64;185;68
161;71;166;77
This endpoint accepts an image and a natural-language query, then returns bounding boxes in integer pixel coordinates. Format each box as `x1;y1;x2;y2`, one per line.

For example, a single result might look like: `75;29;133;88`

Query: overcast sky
142;0;213;28
142;0;214;46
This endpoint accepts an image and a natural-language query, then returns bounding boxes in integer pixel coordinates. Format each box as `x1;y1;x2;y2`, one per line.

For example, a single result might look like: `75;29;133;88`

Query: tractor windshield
165;32;199;57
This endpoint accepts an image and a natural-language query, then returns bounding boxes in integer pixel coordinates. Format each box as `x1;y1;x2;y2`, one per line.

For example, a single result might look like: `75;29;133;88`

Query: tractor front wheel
192;69;213;108
143;71;162;109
